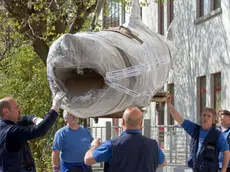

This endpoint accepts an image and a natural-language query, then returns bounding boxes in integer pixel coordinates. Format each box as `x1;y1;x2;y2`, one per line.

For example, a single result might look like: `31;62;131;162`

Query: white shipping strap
105;54;171;97
105;54;170;81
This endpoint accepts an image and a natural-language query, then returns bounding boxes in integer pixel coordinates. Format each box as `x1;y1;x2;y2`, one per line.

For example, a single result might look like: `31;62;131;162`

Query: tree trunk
32;38;49;65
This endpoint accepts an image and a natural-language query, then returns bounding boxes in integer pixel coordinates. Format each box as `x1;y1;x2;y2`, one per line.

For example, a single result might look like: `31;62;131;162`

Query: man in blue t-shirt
84;106;167;172
52;110;93;172
167;94;229;172
218;110;230;172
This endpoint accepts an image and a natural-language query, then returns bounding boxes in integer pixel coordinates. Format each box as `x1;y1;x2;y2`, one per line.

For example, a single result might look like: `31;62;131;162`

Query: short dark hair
0;100;11;117
218;110;230;116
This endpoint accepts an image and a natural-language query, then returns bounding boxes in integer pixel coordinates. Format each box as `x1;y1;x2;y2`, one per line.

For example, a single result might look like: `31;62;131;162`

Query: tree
0;0;152;64
0;0;100;64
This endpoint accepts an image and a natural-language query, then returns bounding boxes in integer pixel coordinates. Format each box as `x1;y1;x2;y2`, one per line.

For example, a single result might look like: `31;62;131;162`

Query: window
158;0;164;35
167;0;174;28
212;0;221;10
211;72;221;112
103;0;121;28
200;76;206;113
197;76;206;121
167;83;174;125
197;0;204;17
197;0;221;18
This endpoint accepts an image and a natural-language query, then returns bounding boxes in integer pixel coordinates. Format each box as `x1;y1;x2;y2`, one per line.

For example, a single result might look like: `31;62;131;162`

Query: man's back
84;107;166;171
104;133;158;172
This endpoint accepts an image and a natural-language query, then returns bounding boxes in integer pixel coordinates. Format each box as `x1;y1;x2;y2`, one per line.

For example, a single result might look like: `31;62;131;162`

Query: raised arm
7;92;65;142
8;110;59;141
84;138;103;165
166;94;184;125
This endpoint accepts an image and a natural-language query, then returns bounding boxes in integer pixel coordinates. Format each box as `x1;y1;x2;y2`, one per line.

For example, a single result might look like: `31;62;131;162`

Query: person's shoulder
100;140;112;148
207;127;222;141
3;122;19;134
143;136;158;144
108;135;123;145
182;119;199;128
214;127;221;132
80;126;91;132
184;119;198;125
212;127;221;135
77;125;84;131
218;131;226;139
110;136;120;142
55;126;68;135
79;125;85;130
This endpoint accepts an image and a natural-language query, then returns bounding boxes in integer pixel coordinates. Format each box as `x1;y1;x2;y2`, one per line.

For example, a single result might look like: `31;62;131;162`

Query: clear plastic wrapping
47;0;173;118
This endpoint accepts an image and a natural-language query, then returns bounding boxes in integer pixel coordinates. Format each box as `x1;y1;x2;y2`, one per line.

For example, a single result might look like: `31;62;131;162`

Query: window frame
167;0;174;28
158;0;164;35
211;72;221;111
103;0;121;28
196;0;221;24
167;83;174;125
197;76;206;122
211;0;221;11
197;0;204;18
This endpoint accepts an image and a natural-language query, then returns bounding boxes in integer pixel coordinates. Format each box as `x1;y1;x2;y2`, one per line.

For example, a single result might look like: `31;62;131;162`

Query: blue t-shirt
92;130;165;165
52;126;93;163
181;120;229;157
217;126;230;168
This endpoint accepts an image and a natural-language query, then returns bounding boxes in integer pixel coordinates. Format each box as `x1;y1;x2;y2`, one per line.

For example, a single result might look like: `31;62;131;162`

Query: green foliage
0;11;25;61
0;46;50;113
0;0;99;62
0;46;64;171
154;0;168;3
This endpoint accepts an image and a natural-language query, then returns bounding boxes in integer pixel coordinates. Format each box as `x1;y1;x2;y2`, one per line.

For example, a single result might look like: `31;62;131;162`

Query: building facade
91;0;230;128
142;0;230;125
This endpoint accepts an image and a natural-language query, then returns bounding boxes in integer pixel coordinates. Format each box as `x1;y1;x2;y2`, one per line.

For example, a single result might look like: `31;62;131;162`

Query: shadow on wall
172;0;198;121
172;0;230;121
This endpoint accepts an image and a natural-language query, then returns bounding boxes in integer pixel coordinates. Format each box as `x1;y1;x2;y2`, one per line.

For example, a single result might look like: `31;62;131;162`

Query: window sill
194;8;222;25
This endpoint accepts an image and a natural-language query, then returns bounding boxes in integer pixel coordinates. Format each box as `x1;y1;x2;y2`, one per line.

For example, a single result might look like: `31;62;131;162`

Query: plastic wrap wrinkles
47;0;173;118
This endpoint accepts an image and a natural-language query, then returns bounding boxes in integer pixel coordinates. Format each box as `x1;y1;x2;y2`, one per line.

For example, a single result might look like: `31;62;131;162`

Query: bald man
0;92;65;172
84;106;167;172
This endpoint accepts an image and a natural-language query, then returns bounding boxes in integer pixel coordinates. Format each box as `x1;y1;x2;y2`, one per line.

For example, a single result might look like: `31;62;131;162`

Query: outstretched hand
91;138;102;148
52;92;66;111
166;93;172;104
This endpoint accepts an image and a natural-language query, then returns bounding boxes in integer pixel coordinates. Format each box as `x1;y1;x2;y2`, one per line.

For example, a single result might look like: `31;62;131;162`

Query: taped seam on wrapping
105;54;170;97
105;54;169;81
105;79;152;97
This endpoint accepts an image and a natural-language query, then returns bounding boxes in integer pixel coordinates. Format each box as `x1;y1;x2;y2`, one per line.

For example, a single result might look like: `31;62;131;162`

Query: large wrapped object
47;0;173;118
